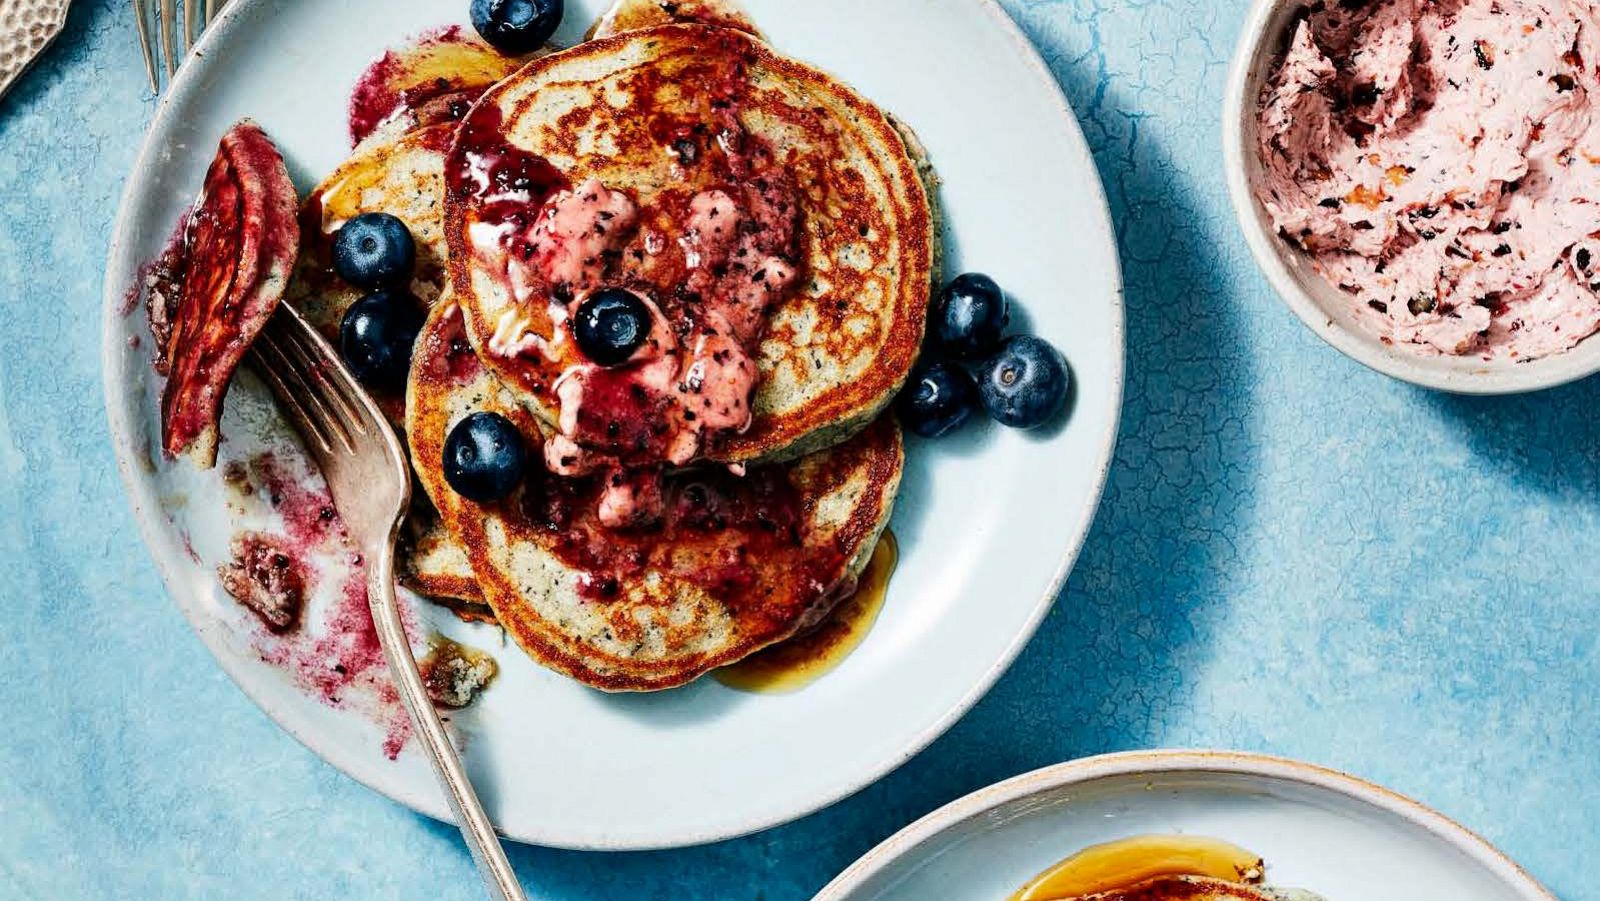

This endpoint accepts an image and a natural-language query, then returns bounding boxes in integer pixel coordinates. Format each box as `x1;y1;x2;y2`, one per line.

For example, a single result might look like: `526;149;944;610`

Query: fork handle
366;537;529;901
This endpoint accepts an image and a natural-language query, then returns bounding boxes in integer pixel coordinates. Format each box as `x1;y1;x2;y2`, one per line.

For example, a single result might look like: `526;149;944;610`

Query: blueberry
470;0;563;55
933;273;1009;360
339;290;424;390
977;336;1070;429
444;412;528;503
896;359;978;438
573;288;651;367
332;213;416;289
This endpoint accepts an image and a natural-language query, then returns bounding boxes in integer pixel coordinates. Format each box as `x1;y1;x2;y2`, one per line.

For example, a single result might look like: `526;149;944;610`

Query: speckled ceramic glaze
817;752;1555;901
8;1;1600;899
100;0;1124;849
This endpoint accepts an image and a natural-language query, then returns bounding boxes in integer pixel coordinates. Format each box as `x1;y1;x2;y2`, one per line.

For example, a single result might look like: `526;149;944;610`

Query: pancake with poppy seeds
287;123;456;367
585;0;763;40
399;499;497;620
284;35;541;603
405;301;903;691
1051;878;1324;901
285;30;545;414
281;123;495;604
442;23;935;485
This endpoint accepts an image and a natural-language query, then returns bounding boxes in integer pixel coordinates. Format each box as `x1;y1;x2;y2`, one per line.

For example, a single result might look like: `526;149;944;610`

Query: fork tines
134;0;228;93
132;0;158;92
159;0;177;76
249;312;370;459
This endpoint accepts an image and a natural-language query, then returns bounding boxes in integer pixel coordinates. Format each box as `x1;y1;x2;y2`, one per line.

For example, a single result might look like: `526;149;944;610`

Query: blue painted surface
2;0;1595;898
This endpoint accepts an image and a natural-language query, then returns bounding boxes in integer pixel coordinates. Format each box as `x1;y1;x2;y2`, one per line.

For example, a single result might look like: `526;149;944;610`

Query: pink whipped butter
449;92;803;529
1255;0;1600;359
535;184;781;527
525;178;640;293
477;176;795;527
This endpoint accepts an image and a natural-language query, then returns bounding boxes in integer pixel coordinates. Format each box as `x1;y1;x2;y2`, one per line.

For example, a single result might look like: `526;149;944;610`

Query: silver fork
249;304;530;901
131;0;226;93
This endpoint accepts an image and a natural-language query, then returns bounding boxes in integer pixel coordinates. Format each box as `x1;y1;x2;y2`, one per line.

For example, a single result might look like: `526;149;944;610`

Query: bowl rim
1221;0;1600;396
811;748;1557;901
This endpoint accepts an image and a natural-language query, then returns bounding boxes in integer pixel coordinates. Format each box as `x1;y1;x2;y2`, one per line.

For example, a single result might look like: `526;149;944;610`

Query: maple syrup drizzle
1009;835;1265;900
715;530;897;693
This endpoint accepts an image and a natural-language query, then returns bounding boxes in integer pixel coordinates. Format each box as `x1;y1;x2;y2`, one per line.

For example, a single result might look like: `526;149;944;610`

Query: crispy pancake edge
443;23;935;465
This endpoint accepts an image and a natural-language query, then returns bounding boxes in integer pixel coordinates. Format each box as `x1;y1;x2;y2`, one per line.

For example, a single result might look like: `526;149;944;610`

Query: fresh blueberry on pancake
339;289;425;389
332;212;416;289
934;273;1010;360
470;0;563;55
442;24;936;479
897;359;977;438
443;412;529;502
978;335;1069;429
573;288;652;367
407;296;906;689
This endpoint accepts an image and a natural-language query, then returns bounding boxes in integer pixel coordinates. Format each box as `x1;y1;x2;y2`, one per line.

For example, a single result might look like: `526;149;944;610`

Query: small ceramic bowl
1222;0;1600;394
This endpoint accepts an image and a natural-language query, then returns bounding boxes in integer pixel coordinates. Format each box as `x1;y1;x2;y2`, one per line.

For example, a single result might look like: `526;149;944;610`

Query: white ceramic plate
101;0;1124;849
817;751;1554;901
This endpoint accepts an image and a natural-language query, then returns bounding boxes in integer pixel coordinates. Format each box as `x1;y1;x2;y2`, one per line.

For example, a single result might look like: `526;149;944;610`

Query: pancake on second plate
1008;835;1326;901
585;0;763;40
1067;878;1322;901
406;301;903;691
444;23;935;468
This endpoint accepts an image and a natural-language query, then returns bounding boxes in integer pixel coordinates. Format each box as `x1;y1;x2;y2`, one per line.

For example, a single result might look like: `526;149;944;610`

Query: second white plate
817;751;1553;901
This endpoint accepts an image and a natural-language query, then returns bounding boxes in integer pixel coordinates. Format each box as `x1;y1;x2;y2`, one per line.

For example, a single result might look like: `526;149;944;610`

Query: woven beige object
0;0;69;101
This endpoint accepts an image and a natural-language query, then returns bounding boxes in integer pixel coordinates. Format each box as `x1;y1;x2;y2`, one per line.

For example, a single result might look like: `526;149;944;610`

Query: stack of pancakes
286;4;938;690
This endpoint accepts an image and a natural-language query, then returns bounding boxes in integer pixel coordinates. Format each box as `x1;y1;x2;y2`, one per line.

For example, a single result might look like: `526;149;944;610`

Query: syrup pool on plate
715;531;898;694
1010;835;1265;900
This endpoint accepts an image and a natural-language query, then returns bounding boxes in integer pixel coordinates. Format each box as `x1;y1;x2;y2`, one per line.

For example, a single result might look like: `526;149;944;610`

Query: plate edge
96;0;1129;850
810;748;1557;901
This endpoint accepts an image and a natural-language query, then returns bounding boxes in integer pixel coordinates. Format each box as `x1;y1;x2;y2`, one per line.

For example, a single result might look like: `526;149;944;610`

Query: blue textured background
3;1;1595;898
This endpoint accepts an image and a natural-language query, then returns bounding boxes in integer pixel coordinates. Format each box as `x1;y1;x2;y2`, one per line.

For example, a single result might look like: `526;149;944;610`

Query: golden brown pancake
443;23;935;466
1067;877;1322;901
348;29;543;148
585;0;762;40
405;301;903;690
